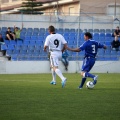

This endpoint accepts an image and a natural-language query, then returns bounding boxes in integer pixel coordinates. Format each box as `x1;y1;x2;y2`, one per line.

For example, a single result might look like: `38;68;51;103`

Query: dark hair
48;25;55;32
15;27;18;29
84;32;92;39
117;26;119;28
8;27;11;29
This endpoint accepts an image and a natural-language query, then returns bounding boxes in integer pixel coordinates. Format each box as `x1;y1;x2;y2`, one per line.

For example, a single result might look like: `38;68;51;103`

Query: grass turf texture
0;73;120;120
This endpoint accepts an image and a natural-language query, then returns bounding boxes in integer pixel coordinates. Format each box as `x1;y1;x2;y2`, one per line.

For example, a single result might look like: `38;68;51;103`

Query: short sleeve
61;35;67;44
79;42;86;51
44;36;49;46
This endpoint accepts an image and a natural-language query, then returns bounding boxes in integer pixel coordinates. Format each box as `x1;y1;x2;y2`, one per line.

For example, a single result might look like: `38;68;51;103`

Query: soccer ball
86;81;94;89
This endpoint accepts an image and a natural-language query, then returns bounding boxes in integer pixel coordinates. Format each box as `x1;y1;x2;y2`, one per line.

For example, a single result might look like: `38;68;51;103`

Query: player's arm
98;42;107;50
66;46;81;52
20;23;24;31
44;37;49;52
62;43;67;53
103;45;107;49
44;45;48;52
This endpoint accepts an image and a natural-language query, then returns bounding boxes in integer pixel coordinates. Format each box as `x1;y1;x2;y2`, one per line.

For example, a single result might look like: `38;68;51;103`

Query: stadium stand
0;27;120;61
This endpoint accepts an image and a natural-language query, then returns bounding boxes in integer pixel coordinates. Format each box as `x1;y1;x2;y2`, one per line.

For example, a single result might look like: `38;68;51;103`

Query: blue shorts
81;57;95;72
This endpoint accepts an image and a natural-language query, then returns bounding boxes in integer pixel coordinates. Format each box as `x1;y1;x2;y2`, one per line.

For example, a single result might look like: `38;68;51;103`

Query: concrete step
0;51;3;57
0;56;9;61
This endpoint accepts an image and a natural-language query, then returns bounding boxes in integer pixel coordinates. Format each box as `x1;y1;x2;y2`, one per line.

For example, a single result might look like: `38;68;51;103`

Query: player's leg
51;56;67;88
79;58;97;89
78;58;87;89
81;58;98;85
78;76;87;89
50;56;56;85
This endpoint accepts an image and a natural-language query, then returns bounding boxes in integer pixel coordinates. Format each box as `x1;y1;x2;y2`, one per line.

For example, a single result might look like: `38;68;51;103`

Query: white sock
55;69;65;81
51;69;56;82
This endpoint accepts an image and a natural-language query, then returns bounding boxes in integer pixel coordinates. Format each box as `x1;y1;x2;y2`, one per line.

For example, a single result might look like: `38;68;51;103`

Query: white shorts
50;51;62;67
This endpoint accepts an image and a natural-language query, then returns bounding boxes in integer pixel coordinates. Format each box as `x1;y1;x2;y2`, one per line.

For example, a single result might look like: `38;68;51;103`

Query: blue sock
85;72;95;79
79;77;86;88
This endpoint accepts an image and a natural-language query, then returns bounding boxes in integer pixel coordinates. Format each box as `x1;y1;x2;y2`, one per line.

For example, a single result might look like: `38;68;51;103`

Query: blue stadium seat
106;29;112;33
8;45;15;50
36;40;43;45
1;31;6;38
33;28;39;33
70;29;75;33
93;33;99;40
21;28;26;33
76;29;83;33
20;31;26;36
15;45;21;50
97;57;105;61
19;50;27;55
94;29;99;33
69;35;76;40
105;41;111;46
64;32;69;36
12;50;20;55
80;33;84;39
17;41;23;45
32;32;38;36
25;36;31;41
58;28;64;33
105;33;112;37
99;33;105;38
31;36;38;41
64;28;70;33
29;41;36;45
6;50;13;56
105;37;112;41
68;41;74;45
28;50;34;54
4;40;10;45
40;28;45;34
110;56;118;61
10;40;16;45
26;32;32;36
100;29;105;33
35;45;41;50
23;40;29;45
27;28;33;33
99;33;105;41
20;35;25;40
11;54;18;61
111;51;118;55
1;44;7;50
18;56;26;61
2;27;7;32
22;45;28;50
112;29;115;33
38;36;44;41
88;29;93;33
28;45;35;50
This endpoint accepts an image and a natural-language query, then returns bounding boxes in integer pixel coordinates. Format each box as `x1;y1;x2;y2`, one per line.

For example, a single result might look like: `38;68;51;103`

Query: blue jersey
79;40;104;58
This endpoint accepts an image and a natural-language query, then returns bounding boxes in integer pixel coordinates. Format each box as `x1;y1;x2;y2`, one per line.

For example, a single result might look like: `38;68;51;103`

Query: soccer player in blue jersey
66;32;107;89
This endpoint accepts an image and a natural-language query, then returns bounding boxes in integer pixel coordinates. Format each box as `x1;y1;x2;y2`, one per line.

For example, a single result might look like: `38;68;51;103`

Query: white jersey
44;33;67;51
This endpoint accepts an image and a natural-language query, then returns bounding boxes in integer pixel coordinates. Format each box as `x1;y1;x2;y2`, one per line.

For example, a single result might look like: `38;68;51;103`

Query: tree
20;0;43;14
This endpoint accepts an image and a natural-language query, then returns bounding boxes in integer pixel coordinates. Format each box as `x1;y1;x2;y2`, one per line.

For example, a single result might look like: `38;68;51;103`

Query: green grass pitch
0;73;120;120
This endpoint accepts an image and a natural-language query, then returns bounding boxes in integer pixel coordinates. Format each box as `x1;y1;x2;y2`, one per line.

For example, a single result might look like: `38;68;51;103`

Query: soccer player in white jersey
44;26;67;88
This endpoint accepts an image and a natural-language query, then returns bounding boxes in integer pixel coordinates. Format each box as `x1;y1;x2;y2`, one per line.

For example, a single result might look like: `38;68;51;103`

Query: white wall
0;61;120;74
0;14;119;29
